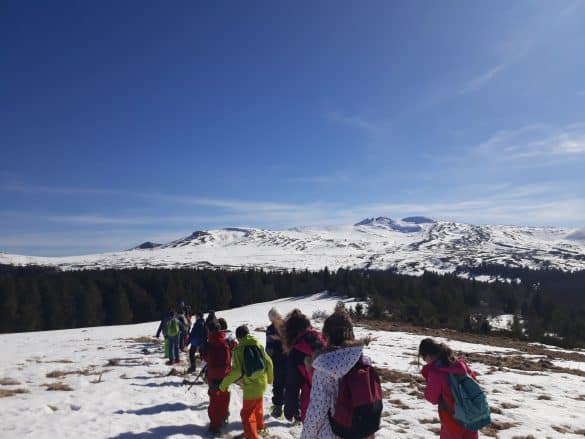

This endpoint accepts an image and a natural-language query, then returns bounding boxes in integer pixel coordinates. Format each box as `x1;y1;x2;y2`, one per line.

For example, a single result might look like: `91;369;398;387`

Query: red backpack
328;357;383;439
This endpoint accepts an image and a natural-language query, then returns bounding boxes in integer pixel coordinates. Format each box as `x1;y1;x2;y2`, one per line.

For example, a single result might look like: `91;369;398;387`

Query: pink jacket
421;358;478;438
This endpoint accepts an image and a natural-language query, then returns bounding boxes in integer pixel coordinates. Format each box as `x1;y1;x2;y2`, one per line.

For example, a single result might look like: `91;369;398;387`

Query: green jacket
219;334;274;400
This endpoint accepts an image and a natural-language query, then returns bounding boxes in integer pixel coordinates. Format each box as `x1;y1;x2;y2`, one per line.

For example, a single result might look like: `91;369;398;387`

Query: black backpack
242;345;266;377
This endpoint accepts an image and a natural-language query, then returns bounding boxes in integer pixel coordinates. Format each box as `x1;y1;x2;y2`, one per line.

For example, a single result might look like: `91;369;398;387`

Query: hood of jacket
237;333;261;348
208;330;227;344
293;328;325;356
431;358;469;376
312;345;363;380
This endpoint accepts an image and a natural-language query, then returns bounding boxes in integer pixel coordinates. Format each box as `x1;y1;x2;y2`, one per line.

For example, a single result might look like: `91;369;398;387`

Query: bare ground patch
125;336;162;344
357;320;585;363
419;417;439;424
46;367;101;378
0;377;20;386
43;382;73;391
460;352;585;378
0;388;29;398
482;421;519;437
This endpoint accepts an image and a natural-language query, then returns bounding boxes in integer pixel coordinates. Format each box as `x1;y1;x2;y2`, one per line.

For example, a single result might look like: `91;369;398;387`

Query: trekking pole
187;366;207;392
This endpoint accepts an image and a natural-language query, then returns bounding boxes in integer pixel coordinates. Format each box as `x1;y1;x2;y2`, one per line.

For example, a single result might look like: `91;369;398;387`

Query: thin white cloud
474;122;585;160
459;64;506;95
325;110;379;132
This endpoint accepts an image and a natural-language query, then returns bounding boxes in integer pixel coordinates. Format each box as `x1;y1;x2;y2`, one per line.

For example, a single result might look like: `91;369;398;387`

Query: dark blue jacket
266;323;283;358
190;318;207;347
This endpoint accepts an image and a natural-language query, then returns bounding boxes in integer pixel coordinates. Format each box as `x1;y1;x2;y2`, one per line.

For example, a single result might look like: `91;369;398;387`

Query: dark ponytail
418;338;456;365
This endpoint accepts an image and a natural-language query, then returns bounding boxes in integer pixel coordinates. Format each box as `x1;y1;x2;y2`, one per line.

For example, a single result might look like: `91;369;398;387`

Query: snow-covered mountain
1;216;584;273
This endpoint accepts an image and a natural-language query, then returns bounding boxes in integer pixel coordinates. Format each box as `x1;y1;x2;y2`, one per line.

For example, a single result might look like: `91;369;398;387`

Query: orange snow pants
240;398;264;439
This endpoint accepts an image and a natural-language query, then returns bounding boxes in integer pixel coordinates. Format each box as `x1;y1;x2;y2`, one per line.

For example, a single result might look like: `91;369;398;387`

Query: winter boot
270;404;283;418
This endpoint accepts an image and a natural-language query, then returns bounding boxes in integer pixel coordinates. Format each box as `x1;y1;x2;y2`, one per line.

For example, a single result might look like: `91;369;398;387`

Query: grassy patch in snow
43;382;73;391
46;367;100;378
482;420;519;437
0;377;20;386
462;352;585;377
0;388;29;398
125;336;162;344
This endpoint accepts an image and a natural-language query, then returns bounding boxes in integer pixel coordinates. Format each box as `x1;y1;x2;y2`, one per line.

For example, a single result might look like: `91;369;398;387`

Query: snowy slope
1;293;584;438
1;217;584;274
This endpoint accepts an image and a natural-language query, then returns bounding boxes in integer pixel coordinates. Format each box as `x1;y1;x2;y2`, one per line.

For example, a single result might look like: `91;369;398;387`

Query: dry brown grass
388;398;411;409
0;388;29;398
125;336;162;344
500;402;519;409
490;406;503;414
552;425;571;434
106;359;120;366
357;319;585;364
43;382;73;391
46;368;99;378
460;352;585;378
482;421;519;437
537;394;552;400
512;436;537;439
47;405;58;412
513;384;531;392
375;367;425;386
427;426;441;435
0;377;20;386
419;417;440;424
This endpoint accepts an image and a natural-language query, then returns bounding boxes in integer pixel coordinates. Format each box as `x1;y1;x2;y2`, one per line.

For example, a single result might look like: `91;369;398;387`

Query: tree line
0;263;583;347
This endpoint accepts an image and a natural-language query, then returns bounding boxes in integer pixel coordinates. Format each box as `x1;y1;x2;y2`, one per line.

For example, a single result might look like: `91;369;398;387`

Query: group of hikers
155;303;490;439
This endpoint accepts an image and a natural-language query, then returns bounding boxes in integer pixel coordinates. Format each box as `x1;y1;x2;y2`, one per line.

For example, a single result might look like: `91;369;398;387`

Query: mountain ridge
1;217;584;274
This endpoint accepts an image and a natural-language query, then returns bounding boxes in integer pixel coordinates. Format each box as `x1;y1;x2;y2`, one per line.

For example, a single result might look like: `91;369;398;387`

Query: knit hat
268;307;282;322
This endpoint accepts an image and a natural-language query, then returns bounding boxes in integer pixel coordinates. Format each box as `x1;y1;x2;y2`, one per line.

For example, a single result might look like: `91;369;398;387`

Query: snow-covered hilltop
1;217;584;273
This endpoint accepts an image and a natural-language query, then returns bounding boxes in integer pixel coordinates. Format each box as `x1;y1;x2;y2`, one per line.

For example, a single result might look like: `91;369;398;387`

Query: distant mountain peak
401;216;435;224
354;216;423;233
131;241;162;250
354;216;394;227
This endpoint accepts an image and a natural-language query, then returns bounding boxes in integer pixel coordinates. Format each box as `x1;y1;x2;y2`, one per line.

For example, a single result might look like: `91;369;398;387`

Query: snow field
1;293;584;438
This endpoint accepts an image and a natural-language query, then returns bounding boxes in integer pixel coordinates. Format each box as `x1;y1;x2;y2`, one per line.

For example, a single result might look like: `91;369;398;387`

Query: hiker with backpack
301;311;382;439
165;311;183;365
282;309;325;423
265;307;287;418
419;338;490;439
200;317;235;435
219;325;274;439
217;317;237;349
155;307;175;359
188;311;208;373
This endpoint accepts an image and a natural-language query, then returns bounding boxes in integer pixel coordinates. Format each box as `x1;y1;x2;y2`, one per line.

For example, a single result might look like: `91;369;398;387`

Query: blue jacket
190;318;207;347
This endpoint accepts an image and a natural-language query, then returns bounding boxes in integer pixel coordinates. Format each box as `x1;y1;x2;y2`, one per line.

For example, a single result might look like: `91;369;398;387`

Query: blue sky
1;1;584;256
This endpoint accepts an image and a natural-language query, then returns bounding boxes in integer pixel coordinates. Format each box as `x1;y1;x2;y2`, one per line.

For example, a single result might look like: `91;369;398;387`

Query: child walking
301;311;379;439
220;325;273;439
201;318;234;434
265;307;286;418
282;309;325;423
419;338;481;439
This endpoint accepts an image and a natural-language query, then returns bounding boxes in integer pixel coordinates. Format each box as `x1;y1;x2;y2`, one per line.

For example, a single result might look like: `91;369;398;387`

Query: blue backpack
447;373;491;431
